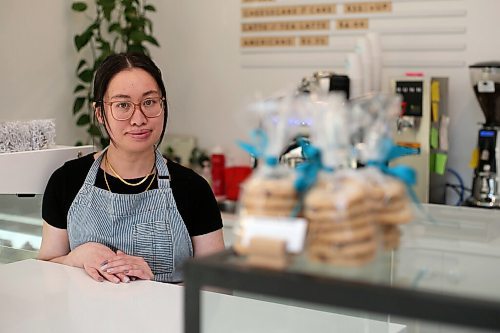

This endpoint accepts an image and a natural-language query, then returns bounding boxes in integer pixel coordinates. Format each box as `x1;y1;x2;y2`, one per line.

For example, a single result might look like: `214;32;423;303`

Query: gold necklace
105;152;155;187
104;167;157;193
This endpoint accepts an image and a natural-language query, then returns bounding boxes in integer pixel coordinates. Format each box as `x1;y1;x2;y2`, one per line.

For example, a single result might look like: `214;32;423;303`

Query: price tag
336;18;369;30
300;35;329;46
344;1;392;14
239;216;307;253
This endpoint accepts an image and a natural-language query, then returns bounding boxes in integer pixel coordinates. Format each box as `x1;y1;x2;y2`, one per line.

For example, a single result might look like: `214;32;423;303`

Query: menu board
240;0;467;69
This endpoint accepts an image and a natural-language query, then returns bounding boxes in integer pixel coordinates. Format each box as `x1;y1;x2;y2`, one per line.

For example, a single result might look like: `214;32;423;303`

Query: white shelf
0;145;94;195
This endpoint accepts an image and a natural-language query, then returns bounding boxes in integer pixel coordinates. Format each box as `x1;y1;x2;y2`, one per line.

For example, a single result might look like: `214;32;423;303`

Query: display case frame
184;204;500;333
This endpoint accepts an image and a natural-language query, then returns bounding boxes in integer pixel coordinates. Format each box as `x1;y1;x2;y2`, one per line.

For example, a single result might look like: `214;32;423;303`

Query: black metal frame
184;249;500;333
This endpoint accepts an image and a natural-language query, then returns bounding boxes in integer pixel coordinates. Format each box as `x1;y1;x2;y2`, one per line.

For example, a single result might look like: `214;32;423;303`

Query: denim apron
67;149;193;283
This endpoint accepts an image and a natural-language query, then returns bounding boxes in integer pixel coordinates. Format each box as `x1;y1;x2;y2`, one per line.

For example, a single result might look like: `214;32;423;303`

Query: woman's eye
116;102;130;109
143;99;156;107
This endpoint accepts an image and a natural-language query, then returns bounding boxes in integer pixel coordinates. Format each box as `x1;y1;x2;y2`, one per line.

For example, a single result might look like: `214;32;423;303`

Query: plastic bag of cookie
239;165;299;218
350;93;417;251
361;167;414;250
234;93;311;258
304;170;378;266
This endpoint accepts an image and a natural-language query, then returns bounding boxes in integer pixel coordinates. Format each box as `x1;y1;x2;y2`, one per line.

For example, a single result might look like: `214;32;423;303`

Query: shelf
0;145;94;194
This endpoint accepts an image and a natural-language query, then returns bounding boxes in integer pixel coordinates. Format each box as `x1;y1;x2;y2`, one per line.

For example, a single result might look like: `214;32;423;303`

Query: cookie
308;224;376;244
242;176;297;199
377;206;414;225
304;204;373;221
242;195;297;210
305;176;366;208
307;244;375;266
307;214;372;233
241;206;297;217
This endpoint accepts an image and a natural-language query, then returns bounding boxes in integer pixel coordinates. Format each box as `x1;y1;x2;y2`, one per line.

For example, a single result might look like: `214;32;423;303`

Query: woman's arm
37;221;125;283
191;229;225;258
37;221;71;264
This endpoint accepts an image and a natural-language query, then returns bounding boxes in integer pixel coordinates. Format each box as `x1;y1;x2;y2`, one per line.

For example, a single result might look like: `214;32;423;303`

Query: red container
211;153;226;197
224;166;252;201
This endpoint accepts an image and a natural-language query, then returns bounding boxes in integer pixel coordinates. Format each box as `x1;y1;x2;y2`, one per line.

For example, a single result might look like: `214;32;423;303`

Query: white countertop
0;259;405;333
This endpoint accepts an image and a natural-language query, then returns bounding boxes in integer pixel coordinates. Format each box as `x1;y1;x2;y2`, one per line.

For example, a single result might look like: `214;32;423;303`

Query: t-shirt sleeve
189;173;223;236
42;167;68;229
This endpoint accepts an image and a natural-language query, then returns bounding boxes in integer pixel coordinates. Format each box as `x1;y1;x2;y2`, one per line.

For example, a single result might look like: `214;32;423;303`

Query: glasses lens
111;102;133;120
142;98;163;117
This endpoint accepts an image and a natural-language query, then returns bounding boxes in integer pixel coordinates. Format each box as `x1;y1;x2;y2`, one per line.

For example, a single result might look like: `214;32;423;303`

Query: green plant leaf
73;97;86;114
74;84;86;93
88;124;102;136
100;137;110;147
97;40;112;54
108;22;121;34
124;6;138;20
97;0;116;21
144;35;159;47
78;69;94;83
144;4;156;12
129;30;147;43
76;59;87;72
127;43;145;53
75;141;83;146
74;31;93;51
72;2;87;11
77;113;91;126
85;22;100;34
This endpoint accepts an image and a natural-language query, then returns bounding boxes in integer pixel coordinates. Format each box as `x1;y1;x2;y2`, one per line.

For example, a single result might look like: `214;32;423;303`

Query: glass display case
0;195;42;264
0;146;94;264
184;204;500;333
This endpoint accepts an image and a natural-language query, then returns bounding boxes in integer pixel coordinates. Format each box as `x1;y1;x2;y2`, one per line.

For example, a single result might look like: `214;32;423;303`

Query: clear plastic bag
304;170;377;266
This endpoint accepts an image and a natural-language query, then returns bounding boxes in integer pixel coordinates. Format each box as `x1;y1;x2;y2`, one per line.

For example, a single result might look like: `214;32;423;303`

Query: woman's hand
67;242;128;284
99;250;154;281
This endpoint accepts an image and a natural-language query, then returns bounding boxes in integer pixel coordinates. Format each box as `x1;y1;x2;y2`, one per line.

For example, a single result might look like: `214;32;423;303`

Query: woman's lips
127;129;152;140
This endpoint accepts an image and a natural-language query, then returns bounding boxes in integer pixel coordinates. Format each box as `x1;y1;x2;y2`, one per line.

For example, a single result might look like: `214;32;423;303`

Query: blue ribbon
367;138;418;201
293;138;327;193
368;138;436;222
237;129;278;167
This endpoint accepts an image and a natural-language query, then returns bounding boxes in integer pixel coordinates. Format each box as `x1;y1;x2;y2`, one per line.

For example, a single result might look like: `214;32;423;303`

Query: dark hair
93;52;168;146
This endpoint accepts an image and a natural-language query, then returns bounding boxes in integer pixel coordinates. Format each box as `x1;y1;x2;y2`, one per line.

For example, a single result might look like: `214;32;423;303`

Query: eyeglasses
102;97;165;121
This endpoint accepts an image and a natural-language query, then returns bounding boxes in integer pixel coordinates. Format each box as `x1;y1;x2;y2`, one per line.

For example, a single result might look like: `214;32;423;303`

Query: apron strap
155;149;171;189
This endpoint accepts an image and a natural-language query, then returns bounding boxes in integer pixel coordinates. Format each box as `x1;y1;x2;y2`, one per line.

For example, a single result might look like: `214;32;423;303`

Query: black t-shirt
42;153;222;237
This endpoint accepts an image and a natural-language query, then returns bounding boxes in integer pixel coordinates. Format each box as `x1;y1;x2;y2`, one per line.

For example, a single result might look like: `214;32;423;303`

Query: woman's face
100;68;164;152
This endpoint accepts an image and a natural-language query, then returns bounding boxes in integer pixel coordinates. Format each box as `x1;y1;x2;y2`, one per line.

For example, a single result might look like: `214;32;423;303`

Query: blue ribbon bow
294;138;323;194
237;128;278;166
368;138;436;222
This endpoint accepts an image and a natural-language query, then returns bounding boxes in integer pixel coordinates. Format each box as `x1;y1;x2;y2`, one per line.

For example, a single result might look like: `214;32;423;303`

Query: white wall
0;1;87;145
1;0;500;199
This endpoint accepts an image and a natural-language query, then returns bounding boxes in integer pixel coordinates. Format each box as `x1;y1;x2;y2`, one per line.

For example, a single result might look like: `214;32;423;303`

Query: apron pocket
133;221;173;275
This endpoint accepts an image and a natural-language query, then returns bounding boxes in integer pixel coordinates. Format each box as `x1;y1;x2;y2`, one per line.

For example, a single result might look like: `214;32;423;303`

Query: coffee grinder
467;61;500;208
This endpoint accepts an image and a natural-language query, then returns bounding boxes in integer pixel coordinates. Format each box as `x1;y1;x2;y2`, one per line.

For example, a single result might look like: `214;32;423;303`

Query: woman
38;53;224;283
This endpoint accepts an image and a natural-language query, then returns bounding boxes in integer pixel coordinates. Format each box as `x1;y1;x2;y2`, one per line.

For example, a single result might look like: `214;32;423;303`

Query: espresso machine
279;72;350;168
466;61;500;208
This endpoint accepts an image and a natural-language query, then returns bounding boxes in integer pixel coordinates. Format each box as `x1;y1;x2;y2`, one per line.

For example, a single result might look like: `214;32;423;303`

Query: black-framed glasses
102;97;165;121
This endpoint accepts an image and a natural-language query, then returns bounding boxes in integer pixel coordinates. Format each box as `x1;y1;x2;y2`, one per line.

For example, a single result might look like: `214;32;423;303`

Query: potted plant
71;0;159;147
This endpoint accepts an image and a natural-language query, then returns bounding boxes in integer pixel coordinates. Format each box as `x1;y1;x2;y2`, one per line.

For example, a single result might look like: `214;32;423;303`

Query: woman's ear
94;102;104;124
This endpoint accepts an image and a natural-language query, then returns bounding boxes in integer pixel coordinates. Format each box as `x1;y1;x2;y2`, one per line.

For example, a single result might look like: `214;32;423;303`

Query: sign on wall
240;0;467;69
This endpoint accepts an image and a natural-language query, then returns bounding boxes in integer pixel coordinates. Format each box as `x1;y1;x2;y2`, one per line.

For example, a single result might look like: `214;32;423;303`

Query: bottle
211;146;226;199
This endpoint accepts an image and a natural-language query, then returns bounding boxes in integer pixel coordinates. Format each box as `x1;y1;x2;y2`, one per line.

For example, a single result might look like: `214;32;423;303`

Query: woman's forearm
38;253;78;267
